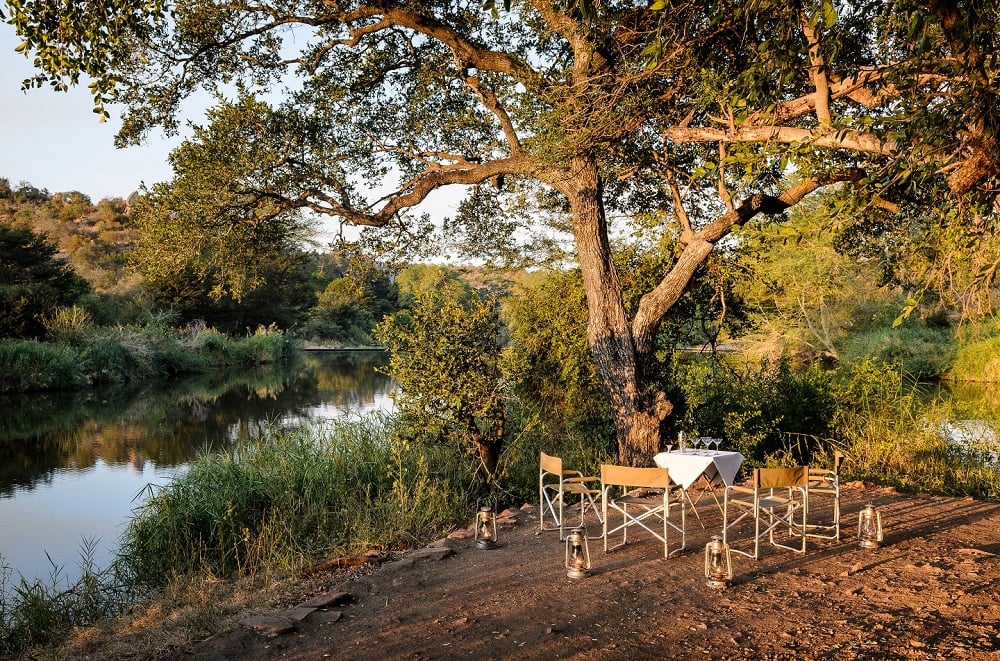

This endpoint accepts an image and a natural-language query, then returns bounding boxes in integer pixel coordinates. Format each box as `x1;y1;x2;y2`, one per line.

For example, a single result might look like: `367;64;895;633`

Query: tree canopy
9;0;1000;463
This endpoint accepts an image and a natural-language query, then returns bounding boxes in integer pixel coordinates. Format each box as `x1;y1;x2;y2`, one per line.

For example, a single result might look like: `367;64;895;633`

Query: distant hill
0;177;137;294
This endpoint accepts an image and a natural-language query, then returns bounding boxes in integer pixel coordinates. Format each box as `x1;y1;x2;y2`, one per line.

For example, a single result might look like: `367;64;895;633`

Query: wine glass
712;438;722;452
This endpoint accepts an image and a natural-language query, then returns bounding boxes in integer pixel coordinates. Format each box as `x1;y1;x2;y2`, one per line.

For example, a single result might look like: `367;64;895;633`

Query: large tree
9;0;999;464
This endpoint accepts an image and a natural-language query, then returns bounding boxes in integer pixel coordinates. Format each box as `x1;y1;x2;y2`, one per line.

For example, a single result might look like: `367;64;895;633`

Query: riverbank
36;483;1000;660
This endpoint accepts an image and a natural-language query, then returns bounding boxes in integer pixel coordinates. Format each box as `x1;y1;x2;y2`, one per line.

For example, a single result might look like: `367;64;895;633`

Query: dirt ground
130;482;1000;661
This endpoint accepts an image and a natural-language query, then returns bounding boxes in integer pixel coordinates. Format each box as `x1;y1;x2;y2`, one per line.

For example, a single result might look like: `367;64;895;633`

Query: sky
0;23;183;202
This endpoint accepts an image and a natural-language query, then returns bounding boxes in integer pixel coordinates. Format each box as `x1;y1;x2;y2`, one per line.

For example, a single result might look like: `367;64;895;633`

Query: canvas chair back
754;467;809;489
601;465;673;490
540;451;562;476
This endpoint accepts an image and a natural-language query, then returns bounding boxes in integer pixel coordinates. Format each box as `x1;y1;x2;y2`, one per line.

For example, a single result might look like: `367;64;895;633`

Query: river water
0;350;392;587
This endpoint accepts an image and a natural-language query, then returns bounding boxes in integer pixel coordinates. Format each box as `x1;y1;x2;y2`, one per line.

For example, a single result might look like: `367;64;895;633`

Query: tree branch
631;168;866;355
662;125;894;156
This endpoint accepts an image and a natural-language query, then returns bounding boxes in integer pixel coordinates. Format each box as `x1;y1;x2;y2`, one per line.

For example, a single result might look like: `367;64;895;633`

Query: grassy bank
118;415;472;588
0;413;475;655
0;324;296;394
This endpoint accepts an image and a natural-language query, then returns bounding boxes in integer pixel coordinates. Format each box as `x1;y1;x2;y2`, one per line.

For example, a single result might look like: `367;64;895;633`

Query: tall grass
0;541;131;655
0;413;475;654
117;413;472;589
831;360;999;499
0;323;297;393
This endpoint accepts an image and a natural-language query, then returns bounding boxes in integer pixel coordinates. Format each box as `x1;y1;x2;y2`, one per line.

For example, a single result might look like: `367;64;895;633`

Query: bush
44;305;95;345
228;325;296;365
151;345;209;376
676;356;836;465
0;339;87;393
81;338;142;384
949;335;1000;383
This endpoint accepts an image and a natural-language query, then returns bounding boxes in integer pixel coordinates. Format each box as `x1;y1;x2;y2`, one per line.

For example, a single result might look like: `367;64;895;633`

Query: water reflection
0;350;391;583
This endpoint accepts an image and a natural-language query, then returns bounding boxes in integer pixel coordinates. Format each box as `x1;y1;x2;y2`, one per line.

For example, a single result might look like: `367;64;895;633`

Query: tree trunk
563;157;671;466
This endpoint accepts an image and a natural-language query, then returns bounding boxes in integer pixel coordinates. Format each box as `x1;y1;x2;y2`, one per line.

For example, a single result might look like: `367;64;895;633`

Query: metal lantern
564;527;591;579
474;506;499;550
704;536;733;589
857;503;884;549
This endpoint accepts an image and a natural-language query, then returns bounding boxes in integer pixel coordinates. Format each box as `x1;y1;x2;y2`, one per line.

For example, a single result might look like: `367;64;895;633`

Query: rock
448;528;476;540
299;591;353;609
381;558;416;573
426;537;460;549
241;615;296;637
409;546;456;561
284;607;317;622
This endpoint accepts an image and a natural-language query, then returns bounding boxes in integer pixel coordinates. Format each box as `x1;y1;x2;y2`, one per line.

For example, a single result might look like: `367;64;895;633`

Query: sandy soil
147;482;1000;660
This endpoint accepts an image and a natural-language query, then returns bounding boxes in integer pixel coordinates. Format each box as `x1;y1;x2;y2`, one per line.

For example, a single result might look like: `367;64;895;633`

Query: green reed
116;413;473;589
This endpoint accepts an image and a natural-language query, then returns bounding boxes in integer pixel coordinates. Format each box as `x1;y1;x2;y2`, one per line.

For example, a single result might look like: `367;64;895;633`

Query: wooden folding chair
601;464;685;558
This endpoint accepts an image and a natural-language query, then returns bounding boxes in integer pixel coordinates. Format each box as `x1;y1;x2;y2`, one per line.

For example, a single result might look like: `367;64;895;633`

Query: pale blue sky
1;23;183;202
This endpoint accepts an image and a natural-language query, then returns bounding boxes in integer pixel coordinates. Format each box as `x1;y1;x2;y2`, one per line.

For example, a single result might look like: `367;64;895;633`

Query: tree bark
563;156;670;466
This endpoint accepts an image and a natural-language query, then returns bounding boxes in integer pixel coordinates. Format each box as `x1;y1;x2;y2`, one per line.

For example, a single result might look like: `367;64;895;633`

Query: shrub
949;335;1000;383
151;345;209;376
81;338;142;384
676;356;836;465
227;326;296;366
0;339;87;393
44;305;95;345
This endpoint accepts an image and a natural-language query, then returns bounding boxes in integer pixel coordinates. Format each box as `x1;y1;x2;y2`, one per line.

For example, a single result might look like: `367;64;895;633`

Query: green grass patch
116;414;472;589
838;325;955;379
0;339;87;393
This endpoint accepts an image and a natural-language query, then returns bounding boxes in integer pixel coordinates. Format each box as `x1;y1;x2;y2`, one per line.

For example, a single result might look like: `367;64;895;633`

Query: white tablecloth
652;450;745;489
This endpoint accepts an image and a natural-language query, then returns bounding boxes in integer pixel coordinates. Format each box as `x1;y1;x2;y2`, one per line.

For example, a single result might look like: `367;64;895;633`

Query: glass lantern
704;536;733;589
565;527;591;579
475;506;499;550
857;503;883;549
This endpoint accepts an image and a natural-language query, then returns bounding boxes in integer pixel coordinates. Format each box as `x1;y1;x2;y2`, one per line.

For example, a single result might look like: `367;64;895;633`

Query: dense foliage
375;267;509;480
12;0;999;462
0;222;90;338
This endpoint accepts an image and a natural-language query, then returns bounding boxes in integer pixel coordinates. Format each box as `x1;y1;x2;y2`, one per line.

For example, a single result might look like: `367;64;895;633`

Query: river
0;350;392;587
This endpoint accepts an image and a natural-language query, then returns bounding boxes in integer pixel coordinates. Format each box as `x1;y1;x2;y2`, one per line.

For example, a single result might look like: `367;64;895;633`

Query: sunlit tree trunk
565;157;672;466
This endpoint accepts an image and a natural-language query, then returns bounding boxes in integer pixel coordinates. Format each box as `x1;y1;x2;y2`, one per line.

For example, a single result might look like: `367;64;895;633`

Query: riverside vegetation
3;352;998;656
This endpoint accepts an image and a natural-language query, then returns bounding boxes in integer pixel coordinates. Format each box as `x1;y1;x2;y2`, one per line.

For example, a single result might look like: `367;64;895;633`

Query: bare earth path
153;483;1000;660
